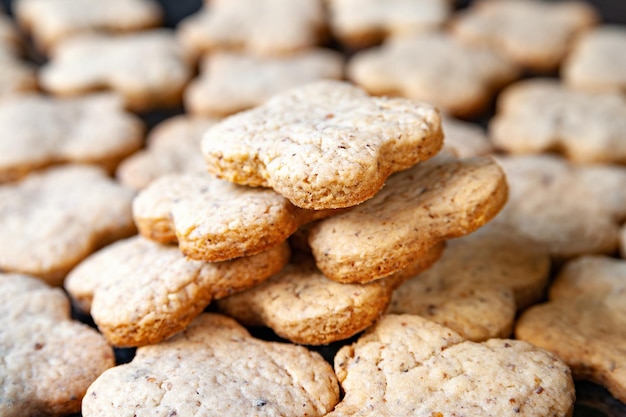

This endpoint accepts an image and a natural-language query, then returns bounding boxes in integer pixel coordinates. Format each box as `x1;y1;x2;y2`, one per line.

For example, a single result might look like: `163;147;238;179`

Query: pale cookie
493;154;626;260
201;80;444;210
216;247;443;345
451;0;598;72
14;0;162;52
347;32;519;118
328;314;575;417
516;255;626;403
0;165;136;286
441;115;493;158
0;273;115;417
65;235;290;347
0;93;143;183
177;0;326;58
563;25;626;94
133;172;339;262
39;29;193;112
184;48;344;117
82;313;339;417
308;152;508;284
490;78;626;164
388;222;551;341
116;115;218;190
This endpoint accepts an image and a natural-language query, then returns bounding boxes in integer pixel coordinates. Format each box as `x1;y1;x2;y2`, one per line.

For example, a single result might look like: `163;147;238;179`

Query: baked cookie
0;13;37;96
308;152;508;284
328;314;575;417
0;273;115;417
388;222;551;341
65;235;290;347
0;93;143;183
184;48;344;117
0;164;136;286
347;32;519;118
202;80;444;210
516;255;626;403
116;115;217;190
441;115;493;158
39;29;193;112
82;313;339;417
489;78;626;164
451;0;598;72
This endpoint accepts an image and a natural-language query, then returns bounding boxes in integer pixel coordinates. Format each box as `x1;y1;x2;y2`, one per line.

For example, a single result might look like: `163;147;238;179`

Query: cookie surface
441;115;493;158
201;80;444;209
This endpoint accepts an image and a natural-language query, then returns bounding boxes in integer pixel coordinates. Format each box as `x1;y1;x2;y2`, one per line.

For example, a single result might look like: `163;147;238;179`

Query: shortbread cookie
0;165;136;285
177;0;326;58
388;222;551;341
451;0;598;72
0;93;143;183
347;32;519;118
328;314;575;417
185;48;344;117
516;255;626;403
82;313;339;417
441;115;493;158
14;0;162;52
133;172;339;262
308;152;508;283
116;115;217;190
65;236;290;347
0;273;115;417
216;248;442;345
202;80;444;210
562;25;626;94
490;78;626;164
40;29;193;112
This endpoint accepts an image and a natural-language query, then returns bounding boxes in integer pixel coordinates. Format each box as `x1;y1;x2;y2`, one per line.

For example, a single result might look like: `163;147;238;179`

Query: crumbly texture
0;165;136;286
0;273;115;417
0;93;144;183
308;152;508;284
347;32;519;118
65;236;290;347
39;29;193;112
441;115;493;158
185;48;344;117
451;0;598;72
201;80;444;210
490;78;626;164
328;314;575;417
82;313;340;417
516;255;626;403
116;115;218;190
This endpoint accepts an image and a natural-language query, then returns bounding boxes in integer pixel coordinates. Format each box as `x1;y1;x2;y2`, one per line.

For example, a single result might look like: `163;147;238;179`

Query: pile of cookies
1;0;626;416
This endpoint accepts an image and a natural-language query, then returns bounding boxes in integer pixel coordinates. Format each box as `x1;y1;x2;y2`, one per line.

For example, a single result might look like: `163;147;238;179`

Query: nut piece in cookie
202;80;444;210
516;255;626;403
82;313;339;417
0;273;115;417
0;165;136;285
328;314;575;417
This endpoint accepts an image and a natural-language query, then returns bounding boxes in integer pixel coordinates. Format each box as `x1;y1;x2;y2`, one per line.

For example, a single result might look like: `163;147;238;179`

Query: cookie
0;164;136;286
216;247;442;345
562;25;626;94
388;222;551;341
328;314;575;417
82;313;339;417
441;115;493;158
39;29;193;112
308;152;508;284
201;80;444;210
0;12;37;96
347;32;519;118
0;273;115;417
0;92;144;184
116;115;217;190
489;78;626;164
516;255;626;403
451;0;598;72
184;48;344;117
65;235;290;347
